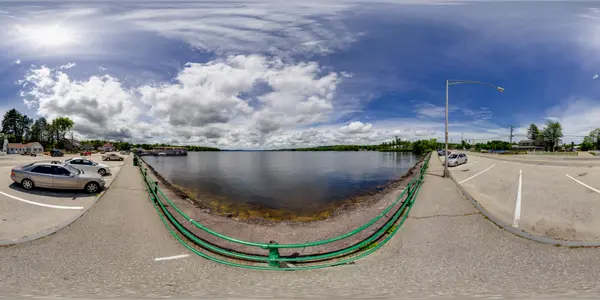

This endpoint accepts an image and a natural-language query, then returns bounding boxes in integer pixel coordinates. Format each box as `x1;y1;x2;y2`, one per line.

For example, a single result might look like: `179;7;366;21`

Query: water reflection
144;151;418;213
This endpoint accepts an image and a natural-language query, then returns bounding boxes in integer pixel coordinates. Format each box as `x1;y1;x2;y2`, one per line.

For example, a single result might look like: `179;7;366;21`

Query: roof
103;143;113;147
8;142;43;148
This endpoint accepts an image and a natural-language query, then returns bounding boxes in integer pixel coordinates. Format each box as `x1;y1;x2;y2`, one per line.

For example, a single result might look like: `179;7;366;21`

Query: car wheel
21;179;34;190
98;168;107;176
84;182;100;194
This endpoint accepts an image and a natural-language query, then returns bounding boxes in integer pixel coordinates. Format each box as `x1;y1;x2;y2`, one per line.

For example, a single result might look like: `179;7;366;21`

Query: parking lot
0;153;129;244
441;152;600;242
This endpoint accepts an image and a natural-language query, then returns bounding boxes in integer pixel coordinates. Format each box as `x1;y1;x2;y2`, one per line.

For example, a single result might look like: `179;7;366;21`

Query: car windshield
448;154;458;159
64;158;73;162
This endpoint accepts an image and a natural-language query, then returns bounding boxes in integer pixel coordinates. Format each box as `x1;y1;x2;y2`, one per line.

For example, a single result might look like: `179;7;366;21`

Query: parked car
50;149;64;157
102;153;124;161
11;162;105;193
80;151;92;156
445;153;467;167
437;149;451;156
60;158;112;176
21;152;37;157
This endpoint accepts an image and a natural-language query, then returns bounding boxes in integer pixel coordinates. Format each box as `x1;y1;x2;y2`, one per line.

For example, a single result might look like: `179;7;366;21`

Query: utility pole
509;125;515;144
71;132;74;153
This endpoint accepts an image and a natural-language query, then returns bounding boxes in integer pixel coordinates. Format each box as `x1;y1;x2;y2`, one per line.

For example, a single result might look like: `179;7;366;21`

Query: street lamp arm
447;80;504;91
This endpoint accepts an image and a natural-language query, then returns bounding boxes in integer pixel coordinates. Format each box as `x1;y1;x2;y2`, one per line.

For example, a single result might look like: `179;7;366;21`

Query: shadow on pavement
7;183;101;199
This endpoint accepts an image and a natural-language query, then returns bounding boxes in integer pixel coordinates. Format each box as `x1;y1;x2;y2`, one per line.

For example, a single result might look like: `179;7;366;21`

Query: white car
61;158;112;176
445;153;468;167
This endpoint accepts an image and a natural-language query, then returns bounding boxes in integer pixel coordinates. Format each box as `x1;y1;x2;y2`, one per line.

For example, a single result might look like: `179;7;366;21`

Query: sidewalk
408;153;479;219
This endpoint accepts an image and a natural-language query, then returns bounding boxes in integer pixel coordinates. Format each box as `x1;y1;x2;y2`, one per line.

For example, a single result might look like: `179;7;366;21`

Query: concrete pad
451;152;600;242
0;153;129;244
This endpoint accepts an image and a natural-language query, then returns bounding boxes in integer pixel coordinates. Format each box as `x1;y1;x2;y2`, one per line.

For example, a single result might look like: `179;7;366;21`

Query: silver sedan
10;162;106;193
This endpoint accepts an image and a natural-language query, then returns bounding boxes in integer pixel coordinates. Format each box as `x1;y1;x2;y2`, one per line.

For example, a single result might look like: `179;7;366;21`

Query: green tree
588;128;600;150
541;120;563;151
50;117;75;146
527;123;540;141
582;136;595;151
1;109;22;142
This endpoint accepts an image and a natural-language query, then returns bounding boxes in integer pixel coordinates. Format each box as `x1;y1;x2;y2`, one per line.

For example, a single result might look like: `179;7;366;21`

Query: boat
158;152;167;156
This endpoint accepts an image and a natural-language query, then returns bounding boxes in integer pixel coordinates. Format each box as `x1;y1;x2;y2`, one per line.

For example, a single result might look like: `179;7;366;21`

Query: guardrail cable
137;152;431;270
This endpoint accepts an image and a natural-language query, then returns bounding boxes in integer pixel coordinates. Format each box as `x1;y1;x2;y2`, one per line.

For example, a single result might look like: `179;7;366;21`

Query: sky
2;0;600;149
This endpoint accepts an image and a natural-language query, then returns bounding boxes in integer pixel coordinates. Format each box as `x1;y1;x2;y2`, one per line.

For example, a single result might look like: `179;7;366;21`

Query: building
7;142;44;154
152;146;188;156
82;144;94;151
102;143;114;152
63;138;81;151
512;139;545;151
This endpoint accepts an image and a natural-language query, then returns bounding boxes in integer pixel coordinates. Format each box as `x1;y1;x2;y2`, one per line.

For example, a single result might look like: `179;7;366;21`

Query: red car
80;151;92;156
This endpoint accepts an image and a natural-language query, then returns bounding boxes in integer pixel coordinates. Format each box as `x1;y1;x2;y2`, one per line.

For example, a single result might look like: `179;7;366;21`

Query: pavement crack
410;212;481;219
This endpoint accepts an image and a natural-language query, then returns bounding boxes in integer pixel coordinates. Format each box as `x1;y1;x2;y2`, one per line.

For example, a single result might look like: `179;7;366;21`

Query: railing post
144;168;147;177
154;181;158;194
267;241;280;268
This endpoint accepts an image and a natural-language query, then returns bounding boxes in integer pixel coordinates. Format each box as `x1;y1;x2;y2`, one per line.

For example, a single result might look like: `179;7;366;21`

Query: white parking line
154;254;190;261
512;170;522;228
0;191;84;210
565;174;600;194
458;164;496;184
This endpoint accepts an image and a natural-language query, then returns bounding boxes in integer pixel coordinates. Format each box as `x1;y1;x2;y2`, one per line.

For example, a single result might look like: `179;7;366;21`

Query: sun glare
21;24;77;47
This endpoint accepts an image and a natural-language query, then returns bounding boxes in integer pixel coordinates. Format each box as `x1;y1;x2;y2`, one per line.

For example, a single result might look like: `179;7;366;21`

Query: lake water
143;151;419;214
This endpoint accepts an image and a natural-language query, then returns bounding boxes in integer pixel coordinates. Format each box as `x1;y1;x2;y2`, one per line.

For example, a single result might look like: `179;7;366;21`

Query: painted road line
565;174;600;194
512;170;522;228
458;164;496;184
0;191;84;210
154;254;190;261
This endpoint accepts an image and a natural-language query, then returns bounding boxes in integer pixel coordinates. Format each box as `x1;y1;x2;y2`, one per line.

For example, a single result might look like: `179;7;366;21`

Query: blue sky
1;1;600;149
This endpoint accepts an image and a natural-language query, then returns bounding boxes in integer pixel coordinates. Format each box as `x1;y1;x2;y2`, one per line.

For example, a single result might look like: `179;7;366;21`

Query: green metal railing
136;152;431;270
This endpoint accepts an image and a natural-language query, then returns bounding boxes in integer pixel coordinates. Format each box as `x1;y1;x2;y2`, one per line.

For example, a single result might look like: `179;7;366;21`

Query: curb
0;156;131;246
465;152;600;167
438;154;600;247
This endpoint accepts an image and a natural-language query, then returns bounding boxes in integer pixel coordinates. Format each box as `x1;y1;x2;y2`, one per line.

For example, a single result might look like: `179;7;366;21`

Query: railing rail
136;152;431;269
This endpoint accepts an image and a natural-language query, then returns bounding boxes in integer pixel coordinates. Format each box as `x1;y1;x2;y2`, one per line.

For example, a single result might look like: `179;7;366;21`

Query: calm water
143;151;419;213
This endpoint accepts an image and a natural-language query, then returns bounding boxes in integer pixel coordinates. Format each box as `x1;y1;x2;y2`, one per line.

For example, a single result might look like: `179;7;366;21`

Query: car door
28;165;54;188
68;159;89;173
459;154;467;164
50;165;79;189
78;159;97;173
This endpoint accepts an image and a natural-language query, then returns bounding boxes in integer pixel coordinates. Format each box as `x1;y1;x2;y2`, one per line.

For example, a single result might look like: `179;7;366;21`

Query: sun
20;24;77;47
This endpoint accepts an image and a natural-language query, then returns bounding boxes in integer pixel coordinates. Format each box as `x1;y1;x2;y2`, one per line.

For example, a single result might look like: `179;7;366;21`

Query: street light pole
445;80;449;177
443;80;504;178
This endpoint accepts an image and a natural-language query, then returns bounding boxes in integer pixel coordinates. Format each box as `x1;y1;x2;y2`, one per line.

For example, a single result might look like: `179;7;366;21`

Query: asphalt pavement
447;152;600;242
0;153;127;244
1;154;600;298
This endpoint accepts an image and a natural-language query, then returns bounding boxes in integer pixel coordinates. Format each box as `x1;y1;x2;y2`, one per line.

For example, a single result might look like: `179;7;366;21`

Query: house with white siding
7;142;44;154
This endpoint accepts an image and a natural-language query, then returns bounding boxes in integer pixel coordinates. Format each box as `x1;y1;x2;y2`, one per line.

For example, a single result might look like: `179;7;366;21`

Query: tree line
1;109;74;150
525;120;600;152
279;137;442;154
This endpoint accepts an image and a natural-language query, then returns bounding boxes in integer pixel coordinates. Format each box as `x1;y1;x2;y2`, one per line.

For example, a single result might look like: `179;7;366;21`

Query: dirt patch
141;156;425;226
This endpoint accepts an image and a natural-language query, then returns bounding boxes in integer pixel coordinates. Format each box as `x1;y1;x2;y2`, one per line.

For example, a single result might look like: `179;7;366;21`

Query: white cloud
19;55;347;147
415;103;446;119
14;59;20;64
339;121;373;134
108;1;357;57
59;62;76;69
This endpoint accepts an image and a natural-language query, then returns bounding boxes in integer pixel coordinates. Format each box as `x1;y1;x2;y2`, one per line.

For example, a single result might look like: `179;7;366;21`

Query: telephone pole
509;125;515;144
